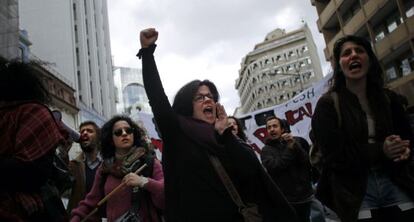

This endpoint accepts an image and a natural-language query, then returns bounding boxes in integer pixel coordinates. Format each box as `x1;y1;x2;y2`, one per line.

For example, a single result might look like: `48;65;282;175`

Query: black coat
311;87;414;222
261;138;314;203
139;45;297;222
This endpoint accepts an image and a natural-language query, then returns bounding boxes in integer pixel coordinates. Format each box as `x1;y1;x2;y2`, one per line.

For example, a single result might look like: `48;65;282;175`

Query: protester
228;116;248;142
261;116;314;222
311;35;414;222
71;115;164;222
65;121;103;213
138;27;297;222
0;59;69;221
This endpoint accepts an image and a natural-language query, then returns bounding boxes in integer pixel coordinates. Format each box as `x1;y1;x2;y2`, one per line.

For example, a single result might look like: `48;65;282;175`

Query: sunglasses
113;127;134;137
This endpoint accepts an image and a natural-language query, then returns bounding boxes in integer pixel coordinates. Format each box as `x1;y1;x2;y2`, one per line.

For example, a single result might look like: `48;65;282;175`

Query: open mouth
203;106;214;115
349;61;362;71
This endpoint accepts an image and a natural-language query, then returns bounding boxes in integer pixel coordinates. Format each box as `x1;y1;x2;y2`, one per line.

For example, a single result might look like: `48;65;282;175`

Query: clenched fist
140;28;158;48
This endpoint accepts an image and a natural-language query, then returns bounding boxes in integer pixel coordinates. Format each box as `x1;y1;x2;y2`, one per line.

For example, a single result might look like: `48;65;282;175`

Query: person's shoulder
18;102;50;114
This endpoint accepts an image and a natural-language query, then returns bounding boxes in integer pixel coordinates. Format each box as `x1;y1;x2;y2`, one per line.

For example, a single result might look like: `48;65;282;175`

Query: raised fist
140;28;158;48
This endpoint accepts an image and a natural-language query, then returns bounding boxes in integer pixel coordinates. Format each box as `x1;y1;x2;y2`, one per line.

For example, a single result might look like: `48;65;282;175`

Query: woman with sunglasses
71;115;164;222
137;28;297;222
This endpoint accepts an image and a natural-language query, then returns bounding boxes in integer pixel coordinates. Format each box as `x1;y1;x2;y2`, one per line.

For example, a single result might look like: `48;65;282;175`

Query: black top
139;45;297;222
311;87;414;221
261;138;314;203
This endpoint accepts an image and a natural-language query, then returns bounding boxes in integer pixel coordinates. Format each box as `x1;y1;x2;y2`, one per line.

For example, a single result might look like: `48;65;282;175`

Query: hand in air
140;28;158;48
215;103;228;135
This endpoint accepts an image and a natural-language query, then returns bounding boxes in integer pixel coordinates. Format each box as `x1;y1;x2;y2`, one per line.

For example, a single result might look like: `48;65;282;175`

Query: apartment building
235;24;323;114
19;0;116;125
312;0;414;107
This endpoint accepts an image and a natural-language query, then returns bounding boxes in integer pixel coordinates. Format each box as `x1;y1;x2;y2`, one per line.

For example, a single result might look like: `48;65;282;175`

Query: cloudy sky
107;0;330;114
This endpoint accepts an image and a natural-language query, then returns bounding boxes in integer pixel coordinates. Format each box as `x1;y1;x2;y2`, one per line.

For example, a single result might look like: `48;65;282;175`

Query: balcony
343;7;365;34
317;0;341;31
374;17;412;60
363;0;388;19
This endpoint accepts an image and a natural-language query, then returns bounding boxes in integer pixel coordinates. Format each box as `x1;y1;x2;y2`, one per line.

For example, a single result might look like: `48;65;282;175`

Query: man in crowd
260;116;314;222
66;121;102;212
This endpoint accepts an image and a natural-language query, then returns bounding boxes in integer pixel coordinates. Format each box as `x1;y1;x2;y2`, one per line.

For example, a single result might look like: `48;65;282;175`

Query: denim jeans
358;167;413;220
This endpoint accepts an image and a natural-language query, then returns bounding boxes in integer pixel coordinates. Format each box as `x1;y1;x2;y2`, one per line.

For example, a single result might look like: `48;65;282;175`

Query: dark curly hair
0;59;50;104
172;79;219;117
100;115;149;159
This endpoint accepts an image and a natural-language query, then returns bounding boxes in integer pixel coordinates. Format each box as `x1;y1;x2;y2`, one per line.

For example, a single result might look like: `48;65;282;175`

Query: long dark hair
331;35;392;137
0;59;50;104
228;116;247;142
172;79;219;117
100;115;149;159
331;35;384;93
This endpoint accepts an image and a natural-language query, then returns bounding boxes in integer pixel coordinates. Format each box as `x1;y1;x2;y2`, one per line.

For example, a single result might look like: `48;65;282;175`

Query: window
301;46;308;53
342;1;361;24
375;31;385;42
276;55;282;61
404;0;414;17
386;66;398;80
386;11;402;33
401;58;412;76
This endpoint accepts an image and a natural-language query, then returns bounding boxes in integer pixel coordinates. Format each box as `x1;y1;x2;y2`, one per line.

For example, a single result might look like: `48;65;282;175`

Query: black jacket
139;45;298;222
261;138;313;203
311;87;414;222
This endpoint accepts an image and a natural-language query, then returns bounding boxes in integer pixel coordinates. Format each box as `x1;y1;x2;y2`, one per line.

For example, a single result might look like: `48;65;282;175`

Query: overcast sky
107;0;330;114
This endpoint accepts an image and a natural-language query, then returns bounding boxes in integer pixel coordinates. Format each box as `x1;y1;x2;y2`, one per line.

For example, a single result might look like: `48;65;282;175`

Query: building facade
0;0;19;60
311;0;414;108
113;66;151;115
19;0;116;126
235;24;323;114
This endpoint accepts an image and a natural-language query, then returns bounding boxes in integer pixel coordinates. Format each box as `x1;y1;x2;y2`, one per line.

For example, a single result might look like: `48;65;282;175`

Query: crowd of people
0;29;413;222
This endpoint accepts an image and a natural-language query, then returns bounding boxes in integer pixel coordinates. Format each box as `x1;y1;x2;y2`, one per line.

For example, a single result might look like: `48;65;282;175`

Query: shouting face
339;41;370;83
266;118;283;140
192;85;217;124
79;124;98;152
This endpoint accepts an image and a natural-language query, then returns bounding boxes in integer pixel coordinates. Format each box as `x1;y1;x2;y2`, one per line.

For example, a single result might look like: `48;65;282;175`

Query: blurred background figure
0;59;69;221
261;116;314;222
228;116;248;142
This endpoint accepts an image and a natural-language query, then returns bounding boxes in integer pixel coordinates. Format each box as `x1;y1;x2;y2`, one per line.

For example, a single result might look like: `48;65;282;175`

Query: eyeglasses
113;127;134;137
193;93;214;103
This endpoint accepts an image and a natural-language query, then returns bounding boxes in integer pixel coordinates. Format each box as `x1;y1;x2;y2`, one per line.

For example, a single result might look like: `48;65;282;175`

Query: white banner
236;74;331;153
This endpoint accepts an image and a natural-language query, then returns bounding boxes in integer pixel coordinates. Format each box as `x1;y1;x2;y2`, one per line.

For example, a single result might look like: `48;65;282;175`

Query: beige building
0;0;19;59
19;0;116;126
311;0;414;108
235;24;323;115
